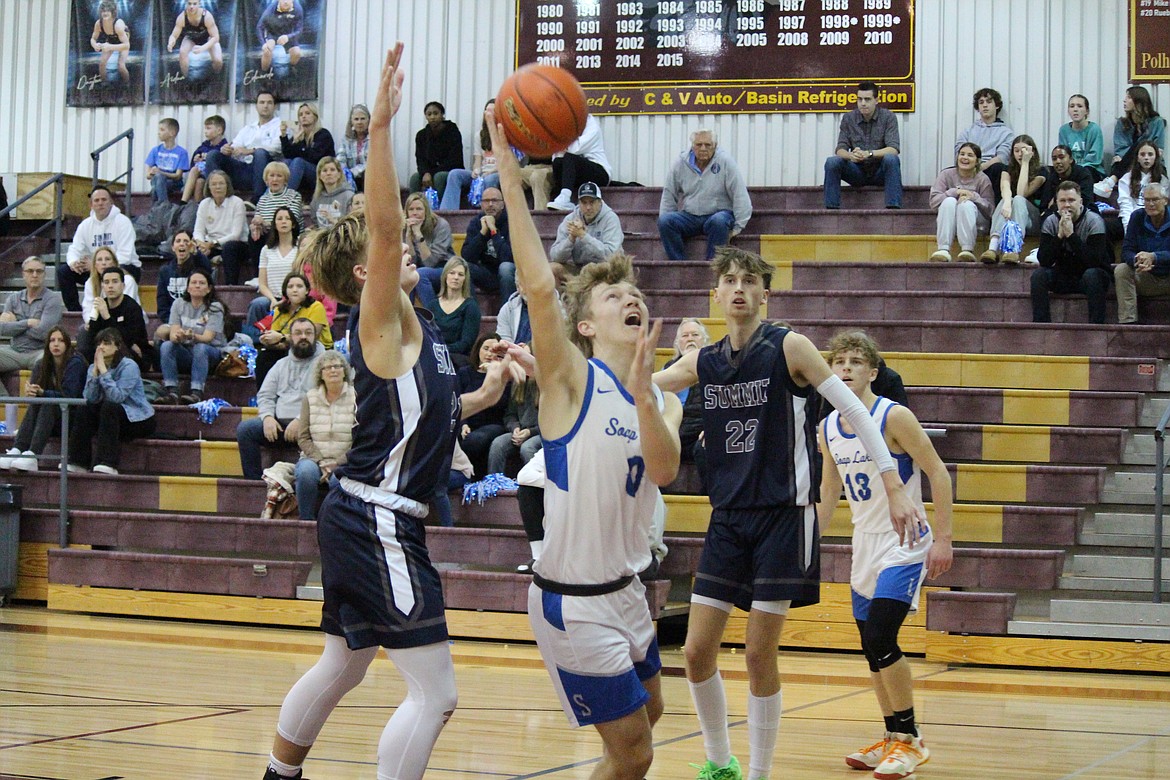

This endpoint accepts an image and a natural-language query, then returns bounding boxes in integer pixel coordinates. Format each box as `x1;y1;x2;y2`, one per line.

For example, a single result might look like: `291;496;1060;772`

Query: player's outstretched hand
484;105;522;182
926;537;953;579
482;353;516;398
629;319;662;404
370;43;405;130
500;341;537;379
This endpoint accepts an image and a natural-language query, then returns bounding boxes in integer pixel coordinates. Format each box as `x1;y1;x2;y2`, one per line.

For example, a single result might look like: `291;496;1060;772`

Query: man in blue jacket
1116;182;1170;324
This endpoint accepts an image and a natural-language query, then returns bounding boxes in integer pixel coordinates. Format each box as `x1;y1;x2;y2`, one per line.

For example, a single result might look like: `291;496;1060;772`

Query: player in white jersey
486;107;683;780
817;331;953;780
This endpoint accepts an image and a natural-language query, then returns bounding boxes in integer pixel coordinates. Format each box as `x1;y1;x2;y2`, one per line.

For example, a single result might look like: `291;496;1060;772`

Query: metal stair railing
91;129;134;217
0;174;64;266
1154;403;1170;603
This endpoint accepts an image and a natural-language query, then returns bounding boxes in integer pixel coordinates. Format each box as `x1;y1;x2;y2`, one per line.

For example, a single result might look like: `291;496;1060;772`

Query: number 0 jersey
697;323;821;510
824;396;923;535
537;359;665;585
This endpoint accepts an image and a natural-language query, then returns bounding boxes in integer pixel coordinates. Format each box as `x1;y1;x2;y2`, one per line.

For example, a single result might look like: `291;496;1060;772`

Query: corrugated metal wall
2;0;1167;190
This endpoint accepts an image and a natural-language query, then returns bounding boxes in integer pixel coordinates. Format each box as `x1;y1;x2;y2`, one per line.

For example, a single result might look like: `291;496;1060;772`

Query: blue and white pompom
237;344;259;378
462;473;520;505
190;397;231;424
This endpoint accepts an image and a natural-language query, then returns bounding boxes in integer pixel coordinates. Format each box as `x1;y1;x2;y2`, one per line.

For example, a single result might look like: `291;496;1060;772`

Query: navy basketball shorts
318;487;448;650
693;505;821;611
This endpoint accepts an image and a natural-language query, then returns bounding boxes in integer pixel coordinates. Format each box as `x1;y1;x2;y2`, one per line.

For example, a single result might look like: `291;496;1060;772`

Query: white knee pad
277;634;378;746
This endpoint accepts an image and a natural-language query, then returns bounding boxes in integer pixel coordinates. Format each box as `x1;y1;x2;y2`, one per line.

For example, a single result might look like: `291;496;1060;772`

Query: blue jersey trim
834;396;885;441
544;361;596;492
542;590;566;631
591;358;634;405
556;666;649;726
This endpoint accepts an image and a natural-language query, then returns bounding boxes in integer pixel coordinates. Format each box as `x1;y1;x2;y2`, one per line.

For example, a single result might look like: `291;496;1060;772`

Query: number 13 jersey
697;323;821;510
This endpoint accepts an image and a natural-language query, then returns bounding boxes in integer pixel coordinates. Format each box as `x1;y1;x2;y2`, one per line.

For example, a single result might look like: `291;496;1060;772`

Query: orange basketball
495;64;589;157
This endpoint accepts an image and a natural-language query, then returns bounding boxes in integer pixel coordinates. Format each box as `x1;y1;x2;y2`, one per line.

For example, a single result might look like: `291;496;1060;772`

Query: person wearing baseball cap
548;182;625;267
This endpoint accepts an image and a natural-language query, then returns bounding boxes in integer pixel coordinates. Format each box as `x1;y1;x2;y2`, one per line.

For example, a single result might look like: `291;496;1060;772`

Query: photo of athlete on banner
236;0;324;103
66;0;152;107
151;0;236;105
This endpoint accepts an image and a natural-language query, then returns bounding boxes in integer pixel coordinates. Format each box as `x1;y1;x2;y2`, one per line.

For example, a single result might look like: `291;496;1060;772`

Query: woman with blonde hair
309;156;353;228
81;246;140;323
405;191;454;307
426;256;480;362
336;103;370;192
293;351;355;520
281;102;336;194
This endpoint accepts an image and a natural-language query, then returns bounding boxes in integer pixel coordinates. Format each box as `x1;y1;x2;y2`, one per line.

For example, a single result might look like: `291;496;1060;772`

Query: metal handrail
0;395;89;549
1154;403;1170;604
91;129;134;216
0;174;64;266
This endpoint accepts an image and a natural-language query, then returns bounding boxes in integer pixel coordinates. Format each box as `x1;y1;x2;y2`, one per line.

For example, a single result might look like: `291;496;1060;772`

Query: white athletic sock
267;755;301;777
747;690;782;780
529;539;543;559
689;672;732;766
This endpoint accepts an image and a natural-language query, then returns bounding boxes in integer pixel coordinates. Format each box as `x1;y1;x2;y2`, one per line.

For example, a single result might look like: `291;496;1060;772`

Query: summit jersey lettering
698;323;820;509
337;305;461;504
824;396;923;534
538;359;665;584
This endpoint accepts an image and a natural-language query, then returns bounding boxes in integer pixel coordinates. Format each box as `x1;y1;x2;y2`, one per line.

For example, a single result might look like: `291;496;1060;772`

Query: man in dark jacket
1032;181;1110;323
461;187;515;300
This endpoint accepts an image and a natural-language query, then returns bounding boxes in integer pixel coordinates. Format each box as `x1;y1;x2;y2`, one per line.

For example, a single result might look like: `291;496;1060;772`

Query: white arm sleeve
816;374;896;473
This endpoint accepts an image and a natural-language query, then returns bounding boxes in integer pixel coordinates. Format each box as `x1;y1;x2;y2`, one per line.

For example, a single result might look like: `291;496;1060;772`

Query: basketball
495;64;589;157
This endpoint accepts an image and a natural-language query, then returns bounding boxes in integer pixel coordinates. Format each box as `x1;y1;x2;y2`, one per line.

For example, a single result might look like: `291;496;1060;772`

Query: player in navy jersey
486;106;683;780
654;247;922;780
818;331;952;780
261;45;513;780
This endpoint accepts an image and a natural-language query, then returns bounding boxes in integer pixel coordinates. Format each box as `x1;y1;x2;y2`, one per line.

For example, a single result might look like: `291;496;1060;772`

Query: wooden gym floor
1;607;1168;779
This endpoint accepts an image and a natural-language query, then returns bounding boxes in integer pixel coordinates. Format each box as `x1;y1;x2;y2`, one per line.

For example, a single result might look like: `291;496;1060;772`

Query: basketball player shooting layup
486;105;684;780
261;45;514;780
653;248;924;780
818;330;952;780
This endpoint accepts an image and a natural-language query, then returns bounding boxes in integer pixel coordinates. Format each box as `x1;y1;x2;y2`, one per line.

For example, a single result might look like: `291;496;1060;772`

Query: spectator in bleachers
1032;181;1110;323
61;186;139;312
166;0;224;79
182;115;228;204
157;269;225;405
250;161;304;247
347;191;365;214
459;332;509;477
1038;145;1097;218
89;0;129;84
1118;142;1167;230
495;277;536;346
659;129;752;261
549;182;624;268
253;273;332;388
289;235;337;326
409;101;469;211
80;247;140;325
205;90;282;197
77;267;153;371
405;192;455;306
824;81;903;210
956;87;1015;196
1059;94;1106;181
193;170;249;284
258;0;306;73
547;114;612;211
67;327;156;476
471;99;502;191
0;326;86;472
154;230;213;342
335;104;370;192
983;135;1046;265
245;205;299;341
293;351;354;520
236;316;321;480
461;186;516;300
426;257;480;364
930;142;994;262
665;318;708;464
281;102;335;196
1116;182;1170;324
144;118;190;204
1096;86;1166;198
487;370;540;477
308;157;353;229
0;256;64;374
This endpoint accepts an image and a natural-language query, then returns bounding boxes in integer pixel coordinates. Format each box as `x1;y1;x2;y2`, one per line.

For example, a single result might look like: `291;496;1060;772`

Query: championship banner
515;0;916;115
236;0;325;103
67;0;152;107
1130;0;1170;81
151;0;237;104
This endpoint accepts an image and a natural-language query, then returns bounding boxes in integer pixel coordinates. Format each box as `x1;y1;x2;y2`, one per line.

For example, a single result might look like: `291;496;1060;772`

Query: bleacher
4;183;1168;672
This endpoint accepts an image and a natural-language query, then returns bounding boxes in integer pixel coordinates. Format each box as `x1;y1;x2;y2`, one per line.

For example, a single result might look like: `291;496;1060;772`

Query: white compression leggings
277;635;458;780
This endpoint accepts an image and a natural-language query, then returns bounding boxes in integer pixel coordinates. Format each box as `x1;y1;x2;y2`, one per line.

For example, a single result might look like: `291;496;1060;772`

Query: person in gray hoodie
235;317;324;479
548;182;624;267
658;129;752;261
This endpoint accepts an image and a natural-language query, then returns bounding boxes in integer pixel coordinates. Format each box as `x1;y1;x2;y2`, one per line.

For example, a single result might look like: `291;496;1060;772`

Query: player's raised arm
887;406;954;576
652;346;699;393
631;319;682;486
361;43;419;378
485;108;586;396
784;330;924;543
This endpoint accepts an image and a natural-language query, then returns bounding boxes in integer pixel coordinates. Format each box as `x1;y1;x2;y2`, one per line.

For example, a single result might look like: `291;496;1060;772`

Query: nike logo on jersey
597;387;614;394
